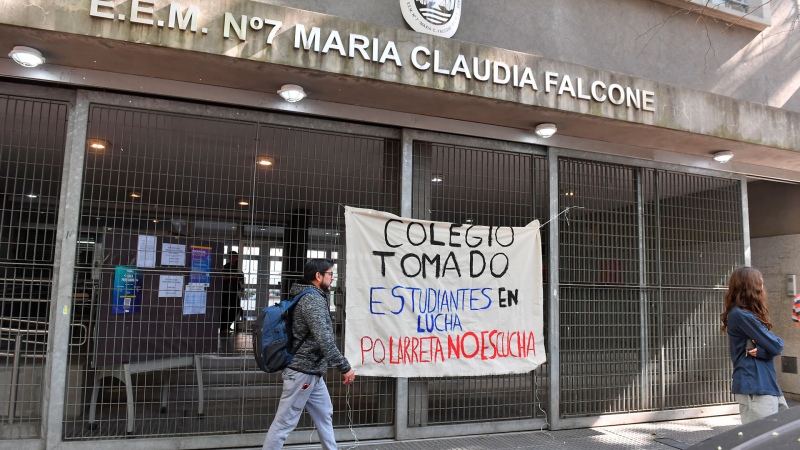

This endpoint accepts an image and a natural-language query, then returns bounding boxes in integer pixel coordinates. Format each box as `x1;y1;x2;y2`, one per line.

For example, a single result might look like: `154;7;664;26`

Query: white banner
344;206;545;377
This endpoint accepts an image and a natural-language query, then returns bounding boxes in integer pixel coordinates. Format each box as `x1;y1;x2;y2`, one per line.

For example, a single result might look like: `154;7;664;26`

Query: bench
88;355;203;433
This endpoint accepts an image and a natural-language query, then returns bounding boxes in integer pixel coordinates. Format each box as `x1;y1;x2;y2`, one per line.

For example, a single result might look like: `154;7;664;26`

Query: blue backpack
253;288;315;373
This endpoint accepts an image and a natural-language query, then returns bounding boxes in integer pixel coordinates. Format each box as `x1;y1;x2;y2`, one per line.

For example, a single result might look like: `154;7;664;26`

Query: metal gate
409;140;550;430
63;104;399;441
0;95;68;439
557;157;742;419
0;88;751;447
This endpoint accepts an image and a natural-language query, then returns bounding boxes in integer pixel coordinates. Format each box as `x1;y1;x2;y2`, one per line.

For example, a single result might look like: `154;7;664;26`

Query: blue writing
369;287;387;315
390;286;407;315
416;313;463;333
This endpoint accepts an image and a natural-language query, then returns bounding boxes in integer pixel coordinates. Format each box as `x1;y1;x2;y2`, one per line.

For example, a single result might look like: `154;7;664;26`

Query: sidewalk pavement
286;414;744;450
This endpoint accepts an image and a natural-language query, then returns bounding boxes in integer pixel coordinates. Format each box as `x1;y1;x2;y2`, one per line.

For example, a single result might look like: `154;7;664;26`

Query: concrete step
173;384;282;401
198;354;260;371
198;370;276;386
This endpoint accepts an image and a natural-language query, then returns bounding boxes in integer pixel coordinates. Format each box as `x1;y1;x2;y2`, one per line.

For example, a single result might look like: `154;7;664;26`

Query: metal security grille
64;105;399;439
0;96;68;439
646;170;741;410
558;158;742;417
410;141;549;425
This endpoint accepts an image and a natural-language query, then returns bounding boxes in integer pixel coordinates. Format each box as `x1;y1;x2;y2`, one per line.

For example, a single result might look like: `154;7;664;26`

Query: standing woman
721;266;788;424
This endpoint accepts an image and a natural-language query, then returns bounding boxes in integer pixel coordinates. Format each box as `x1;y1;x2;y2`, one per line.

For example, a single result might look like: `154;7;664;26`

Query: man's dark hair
303;258;334;283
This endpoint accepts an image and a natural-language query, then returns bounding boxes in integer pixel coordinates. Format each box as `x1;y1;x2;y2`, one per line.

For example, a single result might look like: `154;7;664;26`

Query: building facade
0;0;799;449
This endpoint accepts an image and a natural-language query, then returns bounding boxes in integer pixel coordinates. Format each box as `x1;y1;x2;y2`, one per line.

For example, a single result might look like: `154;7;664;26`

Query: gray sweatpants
735;393;789;424
262;368;337;450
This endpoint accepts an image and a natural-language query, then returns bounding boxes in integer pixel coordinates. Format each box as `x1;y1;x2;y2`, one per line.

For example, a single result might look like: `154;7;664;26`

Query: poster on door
111;266;142;314
190;245;212;285
344;206;545;378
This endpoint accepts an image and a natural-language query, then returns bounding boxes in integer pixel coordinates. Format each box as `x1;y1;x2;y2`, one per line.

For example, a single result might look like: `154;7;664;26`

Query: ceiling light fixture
8;46;45;67
431;174;445;183
26;193;38;198
238;199;250;206
534;123;558;139
277;84;307;102
129;191;142;199
87;138;110;150
256;156;274;166
712;150;734;163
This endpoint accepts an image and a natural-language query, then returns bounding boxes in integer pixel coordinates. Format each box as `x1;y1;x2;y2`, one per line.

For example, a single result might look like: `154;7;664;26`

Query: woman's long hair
721;266;772;332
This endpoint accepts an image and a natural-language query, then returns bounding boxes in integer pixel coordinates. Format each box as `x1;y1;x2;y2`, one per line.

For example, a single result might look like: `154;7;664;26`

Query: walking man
263;258;355;449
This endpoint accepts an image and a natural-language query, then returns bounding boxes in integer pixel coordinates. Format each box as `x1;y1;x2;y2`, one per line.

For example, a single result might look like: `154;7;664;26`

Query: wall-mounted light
431;174;445;183
278;84;306;102
87;138;111;150
26;193;38;199
237;199;249;206
534;123;558;139
129;191;142;199
9;46;45;67
256;156;274;166
712;150;734;163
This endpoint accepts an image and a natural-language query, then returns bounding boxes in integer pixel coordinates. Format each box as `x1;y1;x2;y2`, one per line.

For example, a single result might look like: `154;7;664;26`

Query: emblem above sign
399;0;462;38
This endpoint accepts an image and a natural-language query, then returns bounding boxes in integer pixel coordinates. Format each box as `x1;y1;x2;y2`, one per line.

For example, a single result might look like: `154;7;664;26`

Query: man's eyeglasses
322;271;335;277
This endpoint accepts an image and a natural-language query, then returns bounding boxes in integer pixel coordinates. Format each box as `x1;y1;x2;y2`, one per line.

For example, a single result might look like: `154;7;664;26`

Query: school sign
344;207;545;377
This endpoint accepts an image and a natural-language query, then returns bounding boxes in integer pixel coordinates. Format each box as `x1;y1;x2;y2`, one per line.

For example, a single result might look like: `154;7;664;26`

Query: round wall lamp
256;156;274;166
712;150;734;163
277;84;307;102
534;123;558;139
9;46;45;67
87;138;111;150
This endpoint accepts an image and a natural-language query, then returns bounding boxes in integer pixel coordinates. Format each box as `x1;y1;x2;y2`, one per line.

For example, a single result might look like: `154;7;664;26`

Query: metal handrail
0;297;50;302
1;318;88;424
1;319;49;360
1;318;89;348
2;323;47;425
0;277;53;283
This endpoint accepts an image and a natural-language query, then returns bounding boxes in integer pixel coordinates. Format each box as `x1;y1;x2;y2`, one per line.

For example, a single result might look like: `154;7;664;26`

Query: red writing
360;330;537;366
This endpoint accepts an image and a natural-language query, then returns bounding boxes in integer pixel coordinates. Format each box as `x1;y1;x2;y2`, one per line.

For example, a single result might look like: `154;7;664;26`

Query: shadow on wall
748;180;800;238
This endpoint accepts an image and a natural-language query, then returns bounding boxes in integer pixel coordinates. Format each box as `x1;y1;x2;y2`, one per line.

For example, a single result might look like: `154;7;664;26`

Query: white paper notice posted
158;275;184;298
136;235;157;268
183;283;207;315
161;243;186;266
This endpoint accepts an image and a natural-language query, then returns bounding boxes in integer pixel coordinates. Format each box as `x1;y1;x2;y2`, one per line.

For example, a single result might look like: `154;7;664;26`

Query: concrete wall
262;0;800;112
751;234;800;397
5;1;799;155
748;180;800;238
